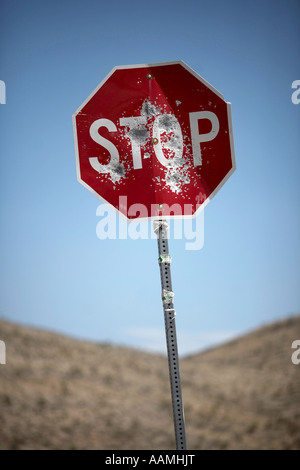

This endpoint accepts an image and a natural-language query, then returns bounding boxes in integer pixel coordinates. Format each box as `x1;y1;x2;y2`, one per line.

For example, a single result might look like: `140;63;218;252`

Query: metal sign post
154;218;187;450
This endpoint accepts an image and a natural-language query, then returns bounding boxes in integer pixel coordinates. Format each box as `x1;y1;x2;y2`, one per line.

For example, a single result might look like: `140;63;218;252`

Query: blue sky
0;0;299;355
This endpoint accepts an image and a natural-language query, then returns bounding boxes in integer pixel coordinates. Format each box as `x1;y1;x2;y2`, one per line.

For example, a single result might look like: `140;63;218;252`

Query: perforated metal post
154;219;187;450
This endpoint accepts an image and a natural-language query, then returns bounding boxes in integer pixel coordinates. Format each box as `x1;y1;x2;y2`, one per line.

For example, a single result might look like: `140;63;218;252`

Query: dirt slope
0;315;299;449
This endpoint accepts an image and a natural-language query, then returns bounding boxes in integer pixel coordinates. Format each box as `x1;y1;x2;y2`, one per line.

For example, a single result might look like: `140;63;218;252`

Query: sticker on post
162;289;174;304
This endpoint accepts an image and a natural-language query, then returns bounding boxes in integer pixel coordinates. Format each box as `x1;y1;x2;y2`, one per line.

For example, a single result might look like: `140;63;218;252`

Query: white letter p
189;111;219;167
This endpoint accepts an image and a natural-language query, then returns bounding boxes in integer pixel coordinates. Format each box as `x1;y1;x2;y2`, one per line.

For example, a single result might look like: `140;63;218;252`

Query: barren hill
0;316;299;450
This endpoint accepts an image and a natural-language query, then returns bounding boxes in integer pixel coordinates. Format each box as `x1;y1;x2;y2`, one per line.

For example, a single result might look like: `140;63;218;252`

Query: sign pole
154;218;187;450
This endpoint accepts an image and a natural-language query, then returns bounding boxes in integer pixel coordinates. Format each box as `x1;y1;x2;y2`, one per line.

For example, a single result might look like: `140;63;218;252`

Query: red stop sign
73;61;235;220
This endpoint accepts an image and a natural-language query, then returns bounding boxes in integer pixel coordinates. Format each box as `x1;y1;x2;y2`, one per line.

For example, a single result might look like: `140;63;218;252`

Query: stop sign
73;61;235;220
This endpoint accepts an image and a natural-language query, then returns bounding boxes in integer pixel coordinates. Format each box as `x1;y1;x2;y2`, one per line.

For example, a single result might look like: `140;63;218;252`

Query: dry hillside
0;315;299;450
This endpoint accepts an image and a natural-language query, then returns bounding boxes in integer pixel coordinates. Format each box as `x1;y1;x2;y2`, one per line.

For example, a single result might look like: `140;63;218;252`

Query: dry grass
0;315;299;450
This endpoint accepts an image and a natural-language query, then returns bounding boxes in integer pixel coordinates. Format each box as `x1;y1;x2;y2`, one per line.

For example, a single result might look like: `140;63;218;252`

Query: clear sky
0;0;299;356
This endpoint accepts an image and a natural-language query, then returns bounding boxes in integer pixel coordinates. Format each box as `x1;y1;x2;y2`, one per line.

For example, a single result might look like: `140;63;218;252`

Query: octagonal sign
73;61;235;220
